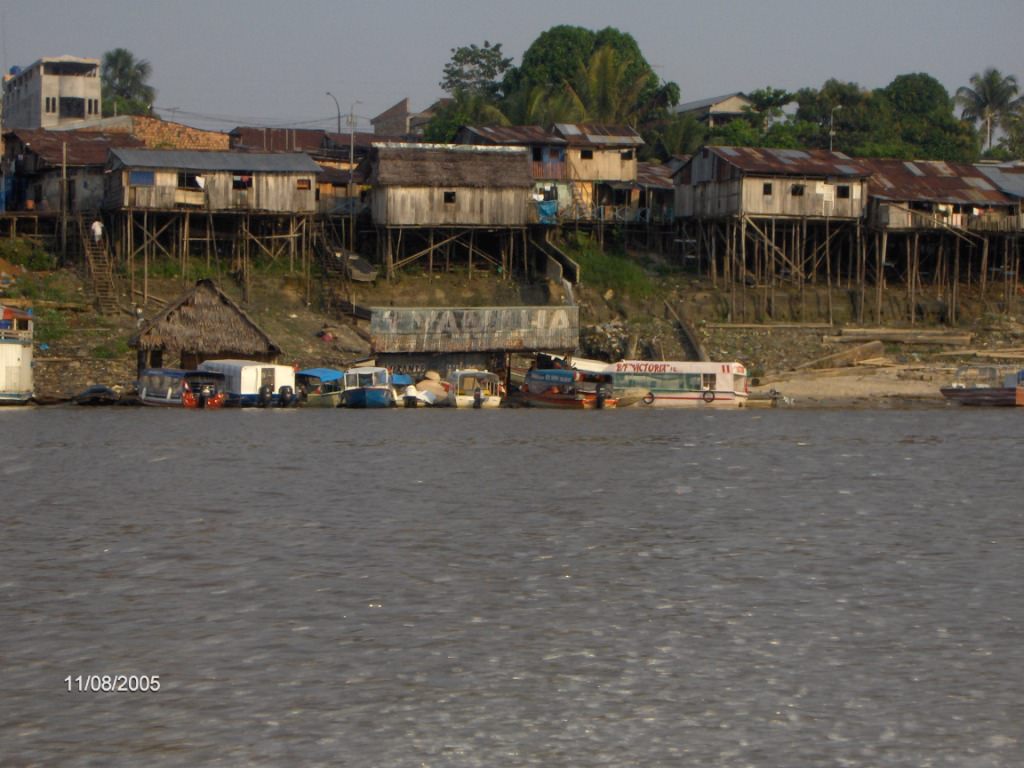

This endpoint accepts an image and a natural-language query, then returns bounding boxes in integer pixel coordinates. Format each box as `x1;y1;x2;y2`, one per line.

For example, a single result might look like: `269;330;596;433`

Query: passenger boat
296;367;345;407
520;367;616;409
609;360;749;408
393;373;438;407
339;366;397;408
181;370;227;409
940;366;1024;406
444;369;502;408
137;368;187;406
0;304;33;404
196;360;297;407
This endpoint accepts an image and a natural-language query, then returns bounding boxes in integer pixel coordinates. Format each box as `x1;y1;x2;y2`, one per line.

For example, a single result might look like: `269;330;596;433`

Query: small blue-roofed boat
296;367;344;407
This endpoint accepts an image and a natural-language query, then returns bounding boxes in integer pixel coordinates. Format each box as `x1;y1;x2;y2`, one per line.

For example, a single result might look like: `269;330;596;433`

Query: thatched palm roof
131;279;281;357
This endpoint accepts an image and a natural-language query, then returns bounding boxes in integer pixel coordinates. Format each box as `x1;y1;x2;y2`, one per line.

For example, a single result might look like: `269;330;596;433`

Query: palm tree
101;48;156;116
956;68;1021;150
564;45;650;125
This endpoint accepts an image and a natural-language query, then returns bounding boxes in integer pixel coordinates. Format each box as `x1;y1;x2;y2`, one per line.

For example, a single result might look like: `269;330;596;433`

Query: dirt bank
10;265;1024;405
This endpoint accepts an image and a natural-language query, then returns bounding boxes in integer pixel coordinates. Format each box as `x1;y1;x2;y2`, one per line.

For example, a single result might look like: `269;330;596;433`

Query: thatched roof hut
130;279;281;374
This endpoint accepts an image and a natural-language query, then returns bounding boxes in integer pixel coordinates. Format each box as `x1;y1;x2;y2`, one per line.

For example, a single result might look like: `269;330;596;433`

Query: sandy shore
750;363;955;408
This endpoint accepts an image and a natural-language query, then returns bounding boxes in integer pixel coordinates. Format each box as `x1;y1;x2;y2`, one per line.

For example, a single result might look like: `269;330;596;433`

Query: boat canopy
297;367;344;383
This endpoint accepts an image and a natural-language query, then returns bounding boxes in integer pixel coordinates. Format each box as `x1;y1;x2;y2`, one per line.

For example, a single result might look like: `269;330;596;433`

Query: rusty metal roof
860;157;1018;206
368;143;531;187
4;128;144;167
553;123;644;147
457;125;567;146
229;127;325;152
636;162;674;190
700;146;871;178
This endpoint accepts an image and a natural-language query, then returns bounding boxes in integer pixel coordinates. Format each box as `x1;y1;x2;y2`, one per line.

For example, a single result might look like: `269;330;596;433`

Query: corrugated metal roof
369;143;532;187
860;157;1018;206
4;128;144;166
700;145;871;178
553;123;644;147
108;148;322;173
636;162;674;190
674;92;750;114
229;127;326;152
459;125;566;146
975;161;1024;199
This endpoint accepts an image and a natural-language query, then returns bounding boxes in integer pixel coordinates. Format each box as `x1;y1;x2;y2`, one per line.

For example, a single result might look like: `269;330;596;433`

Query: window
762;182;773;196
837;185;850;199
177;172;203;190
232;174;252;190
532;147;543;162
296;178;311;191
791;184;805;197
621;150;634;160
581;149;594;160
129;170;155;186
443;191;456;204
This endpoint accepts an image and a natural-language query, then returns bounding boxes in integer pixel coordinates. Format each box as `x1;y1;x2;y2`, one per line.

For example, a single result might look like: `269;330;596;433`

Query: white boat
0;305;33;404
197;359;297;407
608;360;749;408
444;369;502;408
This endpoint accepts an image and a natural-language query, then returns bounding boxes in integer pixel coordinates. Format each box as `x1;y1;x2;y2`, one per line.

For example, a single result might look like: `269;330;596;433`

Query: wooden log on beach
795;340;886;370
830;328;973;346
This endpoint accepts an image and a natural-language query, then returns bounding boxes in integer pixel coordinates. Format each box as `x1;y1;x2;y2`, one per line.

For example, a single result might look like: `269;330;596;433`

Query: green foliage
91;339;131;359
33;308;69;344
561;232;654;298
4;272;70;302
423;90;509;142
0;239;57;271
101;48;156;116
440;41;513;99
956;68;1021;150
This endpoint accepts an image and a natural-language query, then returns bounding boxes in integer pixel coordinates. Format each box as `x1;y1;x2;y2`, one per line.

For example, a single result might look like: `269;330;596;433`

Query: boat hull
340;387;395;408
520;392;617;409
622;390;748;408
940;387;1019;406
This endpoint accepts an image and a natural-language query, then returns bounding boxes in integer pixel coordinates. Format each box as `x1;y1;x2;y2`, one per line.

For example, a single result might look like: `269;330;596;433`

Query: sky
2;0;1021;133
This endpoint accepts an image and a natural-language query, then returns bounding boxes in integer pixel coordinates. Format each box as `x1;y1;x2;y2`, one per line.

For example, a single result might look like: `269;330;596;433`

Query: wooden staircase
80;219;120;315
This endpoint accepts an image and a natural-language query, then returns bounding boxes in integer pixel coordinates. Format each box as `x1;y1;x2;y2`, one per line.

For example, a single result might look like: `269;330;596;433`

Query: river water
1;406;1022;767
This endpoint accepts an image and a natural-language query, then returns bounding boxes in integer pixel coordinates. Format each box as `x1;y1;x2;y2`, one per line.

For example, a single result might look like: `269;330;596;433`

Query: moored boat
609;360;749;408
137;368;187;406
0;304;33;405
196;360;297;407
519;367;616;409
339;366;397;408
444;369;502;408
296;368;345;407
940;366;1024;406
182;370;227;409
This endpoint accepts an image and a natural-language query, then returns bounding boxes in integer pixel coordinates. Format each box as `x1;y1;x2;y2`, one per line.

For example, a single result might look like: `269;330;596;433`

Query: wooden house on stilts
674;146;872;322
130;278;281;376
105;148;322;305
365;142;535;281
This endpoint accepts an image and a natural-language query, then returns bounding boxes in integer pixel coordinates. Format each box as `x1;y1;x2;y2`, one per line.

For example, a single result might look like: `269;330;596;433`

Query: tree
956;68;1021;150
422;91;509;143
101;48;156;116
507;25;677;125
564;45;651;125
440;41;513;100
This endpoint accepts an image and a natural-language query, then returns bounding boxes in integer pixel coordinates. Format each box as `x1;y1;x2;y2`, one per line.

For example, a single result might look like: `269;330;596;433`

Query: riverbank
8;264;1024;406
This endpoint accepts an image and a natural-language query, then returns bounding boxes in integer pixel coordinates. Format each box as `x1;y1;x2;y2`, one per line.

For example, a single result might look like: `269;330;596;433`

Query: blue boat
339;366;397;408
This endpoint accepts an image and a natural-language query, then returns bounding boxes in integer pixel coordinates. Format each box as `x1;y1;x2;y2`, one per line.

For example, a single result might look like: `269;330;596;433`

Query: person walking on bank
91;218;104;245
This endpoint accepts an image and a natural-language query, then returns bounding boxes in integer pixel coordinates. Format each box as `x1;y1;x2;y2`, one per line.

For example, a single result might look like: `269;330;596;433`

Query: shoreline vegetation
6;244;1023;409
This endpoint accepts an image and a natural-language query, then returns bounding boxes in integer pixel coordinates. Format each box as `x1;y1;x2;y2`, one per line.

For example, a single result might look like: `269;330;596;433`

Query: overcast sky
2;0;1021;132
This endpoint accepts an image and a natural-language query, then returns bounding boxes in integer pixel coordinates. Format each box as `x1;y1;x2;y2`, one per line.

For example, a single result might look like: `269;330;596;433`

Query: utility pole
347;101;361;252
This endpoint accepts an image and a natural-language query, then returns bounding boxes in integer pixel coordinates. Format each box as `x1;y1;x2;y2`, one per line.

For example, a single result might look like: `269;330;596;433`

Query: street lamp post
829;105;843;152
326;91;341;134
